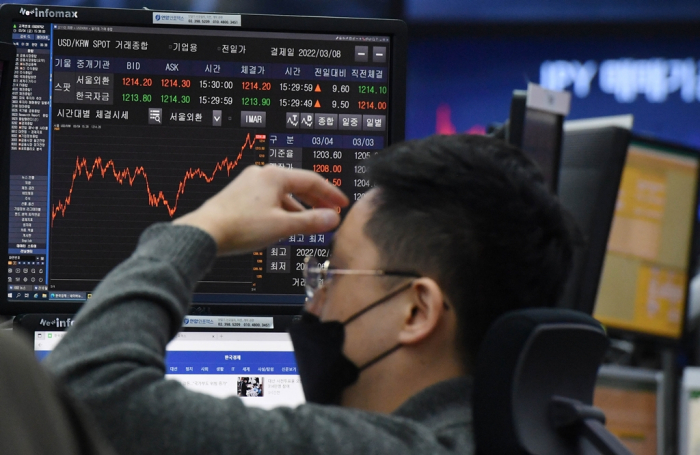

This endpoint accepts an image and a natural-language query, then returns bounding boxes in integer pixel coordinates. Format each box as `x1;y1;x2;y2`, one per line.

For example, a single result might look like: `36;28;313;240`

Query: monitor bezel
596;134;700;346
0;4;407;315
13;308;304;336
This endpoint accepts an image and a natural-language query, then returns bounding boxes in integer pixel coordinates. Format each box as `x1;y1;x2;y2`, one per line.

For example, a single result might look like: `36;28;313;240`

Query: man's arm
45;221;446;455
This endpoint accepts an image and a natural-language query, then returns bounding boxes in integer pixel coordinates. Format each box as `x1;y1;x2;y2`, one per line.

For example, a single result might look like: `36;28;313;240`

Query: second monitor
593;137;700;340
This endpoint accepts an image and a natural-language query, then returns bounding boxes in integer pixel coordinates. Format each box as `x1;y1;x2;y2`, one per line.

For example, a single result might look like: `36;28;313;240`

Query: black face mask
288;282;412;405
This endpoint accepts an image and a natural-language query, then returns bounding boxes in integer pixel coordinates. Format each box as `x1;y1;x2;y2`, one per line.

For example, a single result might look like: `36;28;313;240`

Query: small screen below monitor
594;365;663;455
593;139;700;339
33;316;305;409
164;331;304;409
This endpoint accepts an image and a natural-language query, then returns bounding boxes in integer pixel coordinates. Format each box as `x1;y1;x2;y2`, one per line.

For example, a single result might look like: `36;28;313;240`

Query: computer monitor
556;123;631;313
16;313;305;409
507;84;568;193
0;4;407;315
593;137;700;340
594;365;664;455
680;367;700;455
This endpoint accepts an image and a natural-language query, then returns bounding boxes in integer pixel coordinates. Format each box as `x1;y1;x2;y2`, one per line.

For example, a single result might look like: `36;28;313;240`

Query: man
46;134;576;455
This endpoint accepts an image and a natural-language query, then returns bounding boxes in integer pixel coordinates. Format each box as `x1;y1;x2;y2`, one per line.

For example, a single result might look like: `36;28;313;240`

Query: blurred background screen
406;33;700;148
404;0;700;23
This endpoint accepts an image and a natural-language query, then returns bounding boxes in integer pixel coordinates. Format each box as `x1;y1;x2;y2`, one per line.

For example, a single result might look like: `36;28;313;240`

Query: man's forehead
330;190;379;267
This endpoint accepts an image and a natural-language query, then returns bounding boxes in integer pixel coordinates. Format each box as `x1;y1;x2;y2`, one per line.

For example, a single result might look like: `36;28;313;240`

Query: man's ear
397;277;446;345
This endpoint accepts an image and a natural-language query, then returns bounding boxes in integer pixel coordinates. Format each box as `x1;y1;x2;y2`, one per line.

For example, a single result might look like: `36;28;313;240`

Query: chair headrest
473;308;609;455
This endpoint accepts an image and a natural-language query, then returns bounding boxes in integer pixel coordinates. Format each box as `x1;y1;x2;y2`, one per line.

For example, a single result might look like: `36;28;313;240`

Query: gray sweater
45;223;474;455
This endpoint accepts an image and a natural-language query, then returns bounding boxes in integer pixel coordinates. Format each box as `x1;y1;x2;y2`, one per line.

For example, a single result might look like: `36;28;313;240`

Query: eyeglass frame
303;255;422;300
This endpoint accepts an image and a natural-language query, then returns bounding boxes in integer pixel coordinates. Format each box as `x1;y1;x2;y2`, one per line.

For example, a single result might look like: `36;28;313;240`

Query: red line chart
50;133;258;226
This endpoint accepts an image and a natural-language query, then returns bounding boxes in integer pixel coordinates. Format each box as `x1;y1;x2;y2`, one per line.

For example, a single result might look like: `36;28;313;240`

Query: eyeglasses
303;256;421;299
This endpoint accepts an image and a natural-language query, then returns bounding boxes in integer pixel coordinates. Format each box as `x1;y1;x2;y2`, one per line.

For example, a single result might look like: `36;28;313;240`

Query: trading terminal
1;2;700;454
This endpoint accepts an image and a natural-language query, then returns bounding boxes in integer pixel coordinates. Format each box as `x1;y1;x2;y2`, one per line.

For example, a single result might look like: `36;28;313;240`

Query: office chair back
473;308;609;455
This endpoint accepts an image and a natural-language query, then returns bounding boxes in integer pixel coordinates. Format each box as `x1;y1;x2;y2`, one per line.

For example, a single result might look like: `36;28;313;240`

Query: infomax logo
39;317;74;328
18;7;79;19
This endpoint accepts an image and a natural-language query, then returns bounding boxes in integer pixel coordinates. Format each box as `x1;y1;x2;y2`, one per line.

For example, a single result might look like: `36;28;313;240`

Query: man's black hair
365;134;577;369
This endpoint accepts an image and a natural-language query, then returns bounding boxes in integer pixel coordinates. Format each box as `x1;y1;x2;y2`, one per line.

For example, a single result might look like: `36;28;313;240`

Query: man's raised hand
173;165;349;256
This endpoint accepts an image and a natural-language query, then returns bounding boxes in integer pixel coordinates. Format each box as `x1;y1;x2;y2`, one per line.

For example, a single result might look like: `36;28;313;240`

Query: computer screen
594;365;664;455
557;124;630;313
0;5;407;314
593;138;700;339
680;367;700;455
507;88;565;193
30;314;305;409
520;108;562;192
408;31;700;150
